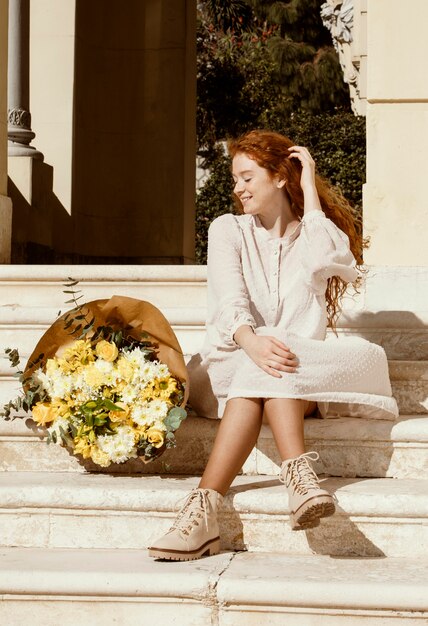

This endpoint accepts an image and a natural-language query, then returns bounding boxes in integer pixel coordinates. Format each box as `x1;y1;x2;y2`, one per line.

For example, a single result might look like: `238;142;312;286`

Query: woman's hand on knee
242;335;298;378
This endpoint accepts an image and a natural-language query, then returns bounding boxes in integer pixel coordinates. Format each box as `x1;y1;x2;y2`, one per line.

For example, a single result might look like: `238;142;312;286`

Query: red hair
227;129;366;329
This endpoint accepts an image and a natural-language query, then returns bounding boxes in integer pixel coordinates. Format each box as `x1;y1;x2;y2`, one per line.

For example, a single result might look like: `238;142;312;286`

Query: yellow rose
109;401;130;423
90;446;111;468
95;340;118;362
32;402;56;425
146;428;165;448
117;357;134;381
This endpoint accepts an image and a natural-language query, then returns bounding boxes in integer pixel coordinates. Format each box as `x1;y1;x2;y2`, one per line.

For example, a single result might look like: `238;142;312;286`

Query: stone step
0;265;428;361
1;359;426;420
0;548;427;625
1;472;427;558
1;414;427;479
1;305;428;361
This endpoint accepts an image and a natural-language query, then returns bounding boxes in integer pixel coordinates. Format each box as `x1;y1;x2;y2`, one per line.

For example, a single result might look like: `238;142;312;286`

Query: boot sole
291;495;336;530
148;537;221;561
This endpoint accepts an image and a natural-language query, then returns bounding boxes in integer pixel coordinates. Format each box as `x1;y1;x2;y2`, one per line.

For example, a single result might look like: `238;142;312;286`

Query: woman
148;130;398;561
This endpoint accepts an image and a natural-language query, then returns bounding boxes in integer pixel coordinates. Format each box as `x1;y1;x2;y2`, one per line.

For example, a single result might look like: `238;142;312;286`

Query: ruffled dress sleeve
299;210;359;294
206;214;256;348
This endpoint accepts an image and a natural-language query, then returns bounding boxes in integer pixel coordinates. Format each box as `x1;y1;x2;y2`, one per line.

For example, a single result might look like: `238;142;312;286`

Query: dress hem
225;389;399;420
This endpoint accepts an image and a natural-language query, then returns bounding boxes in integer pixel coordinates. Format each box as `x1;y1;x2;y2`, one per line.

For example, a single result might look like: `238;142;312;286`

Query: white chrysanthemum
122;347;148;369
34;369;52;393
151;418;167;432
94;359;114;374
97;425;137;464
151;362;170;379
130;404;152;427
120;384;139;404
94;359;118;386
72;371;85;391
50;373;73;400
145;399;169;421
47;417;70;446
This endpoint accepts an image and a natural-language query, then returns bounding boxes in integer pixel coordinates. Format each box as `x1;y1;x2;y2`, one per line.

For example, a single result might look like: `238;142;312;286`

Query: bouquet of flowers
1;289;188;468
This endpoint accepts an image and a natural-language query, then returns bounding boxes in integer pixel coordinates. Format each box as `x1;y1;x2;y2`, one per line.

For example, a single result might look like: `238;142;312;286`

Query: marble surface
0;548;426;626
1;414;427;479
0;473;427;557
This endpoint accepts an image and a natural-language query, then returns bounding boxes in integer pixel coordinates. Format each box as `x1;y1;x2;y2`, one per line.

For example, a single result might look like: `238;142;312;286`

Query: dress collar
251;214;302;244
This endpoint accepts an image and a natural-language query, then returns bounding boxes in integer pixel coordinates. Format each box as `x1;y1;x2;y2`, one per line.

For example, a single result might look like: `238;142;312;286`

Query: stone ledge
0;473;427;557
0;415;427;478
0;265;208;281
217;552;428;613
0;548;426;625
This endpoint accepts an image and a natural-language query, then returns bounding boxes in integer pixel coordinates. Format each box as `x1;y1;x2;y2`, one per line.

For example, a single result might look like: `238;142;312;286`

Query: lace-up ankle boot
279;451;335;530
148;487;223;561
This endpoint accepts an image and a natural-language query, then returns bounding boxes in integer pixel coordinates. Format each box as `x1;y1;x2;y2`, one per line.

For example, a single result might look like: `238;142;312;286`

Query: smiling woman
148;129;398;562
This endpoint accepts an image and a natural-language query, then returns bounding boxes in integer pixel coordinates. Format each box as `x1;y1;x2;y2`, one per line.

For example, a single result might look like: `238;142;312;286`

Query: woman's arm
206;215;256;348
207;215;297;377
288;145;359;293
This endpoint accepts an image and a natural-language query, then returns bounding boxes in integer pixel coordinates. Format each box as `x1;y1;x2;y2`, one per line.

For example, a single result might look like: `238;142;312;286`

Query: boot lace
169;488;212;537
279;451;320;496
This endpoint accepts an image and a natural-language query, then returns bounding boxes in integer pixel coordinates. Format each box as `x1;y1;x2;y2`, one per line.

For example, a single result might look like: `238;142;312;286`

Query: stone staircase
0;265;427;625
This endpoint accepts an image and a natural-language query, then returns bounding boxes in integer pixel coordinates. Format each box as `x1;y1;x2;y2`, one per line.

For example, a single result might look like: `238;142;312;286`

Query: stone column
7;0;43;159
0;0;13;262
363;0;428;265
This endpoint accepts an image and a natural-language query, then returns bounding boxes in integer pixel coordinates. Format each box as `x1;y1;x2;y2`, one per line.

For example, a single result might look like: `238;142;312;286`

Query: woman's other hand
233;325;298;378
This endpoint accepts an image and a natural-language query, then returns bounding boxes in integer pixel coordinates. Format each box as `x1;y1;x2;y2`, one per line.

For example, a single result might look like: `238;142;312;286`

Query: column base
8;141;44;160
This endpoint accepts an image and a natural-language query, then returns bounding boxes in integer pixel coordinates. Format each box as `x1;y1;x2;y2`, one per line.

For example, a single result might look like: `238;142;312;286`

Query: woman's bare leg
263;398;317;460
198;397;263;495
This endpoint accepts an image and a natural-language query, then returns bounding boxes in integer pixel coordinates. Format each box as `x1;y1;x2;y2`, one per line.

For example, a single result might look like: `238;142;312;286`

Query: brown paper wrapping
25;296;189;407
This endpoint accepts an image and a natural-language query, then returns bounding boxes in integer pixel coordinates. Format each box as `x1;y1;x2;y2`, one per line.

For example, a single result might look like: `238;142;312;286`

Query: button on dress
187;211;399;421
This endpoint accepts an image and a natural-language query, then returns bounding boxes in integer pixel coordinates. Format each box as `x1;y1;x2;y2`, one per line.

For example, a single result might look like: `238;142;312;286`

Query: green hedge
195;111;366;264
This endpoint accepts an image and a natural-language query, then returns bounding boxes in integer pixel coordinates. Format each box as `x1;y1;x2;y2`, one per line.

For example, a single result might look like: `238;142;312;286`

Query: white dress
187;211;399;421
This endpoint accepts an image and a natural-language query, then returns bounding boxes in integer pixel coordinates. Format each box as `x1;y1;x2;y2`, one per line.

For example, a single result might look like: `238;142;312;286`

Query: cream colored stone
0;548;426;626
0;473;427;557
367;0;428;101
364;103;428;265
217;552;428;613
30;0;76;213
0;601;212;626
1;412;428;479
28;0;196;262
0;547;230;625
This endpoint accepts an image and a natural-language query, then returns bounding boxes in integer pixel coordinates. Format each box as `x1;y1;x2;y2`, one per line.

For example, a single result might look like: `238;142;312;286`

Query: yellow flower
32;402;56;425
116;357;134;381
156;377;178;400
95;340;118;362
84;365;104;388
59;339;95;373
73;436;92;459
109;401;130;423
46;359;59;376
90;446;111;468
50;400;70;420
146;428;165;448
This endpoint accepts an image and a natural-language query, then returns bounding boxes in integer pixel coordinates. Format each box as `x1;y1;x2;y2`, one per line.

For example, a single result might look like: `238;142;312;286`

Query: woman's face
232;152;285;216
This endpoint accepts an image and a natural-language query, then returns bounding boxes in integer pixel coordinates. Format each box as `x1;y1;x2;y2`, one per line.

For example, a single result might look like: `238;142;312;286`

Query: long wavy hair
227;129;367;330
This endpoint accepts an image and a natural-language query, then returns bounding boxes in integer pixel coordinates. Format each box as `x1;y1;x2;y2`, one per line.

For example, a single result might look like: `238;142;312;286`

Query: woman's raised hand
234;327;298;378
287;145;317;196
